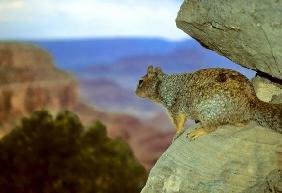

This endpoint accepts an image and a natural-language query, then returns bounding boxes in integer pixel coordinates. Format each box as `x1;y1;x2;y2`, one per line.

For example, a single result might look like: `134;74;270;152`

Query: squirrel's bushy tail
251;98;282;134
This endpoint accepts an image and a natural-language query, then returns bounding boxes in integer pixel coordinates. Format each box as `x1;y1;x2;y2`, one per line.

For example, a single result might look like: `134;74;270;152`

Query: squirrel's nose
135;88;140;96
135;89;143;97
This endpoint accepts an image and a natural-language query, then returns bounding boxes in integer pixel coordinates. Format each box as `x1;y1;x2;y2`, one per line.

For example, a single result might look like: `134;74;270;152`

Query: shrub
0;110;147;193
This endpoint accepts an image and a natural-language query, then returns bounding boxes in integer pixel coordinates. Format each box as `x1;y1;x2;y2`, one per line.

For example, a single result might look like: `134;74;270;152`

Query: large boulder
141;123;282;193
176;0;282;79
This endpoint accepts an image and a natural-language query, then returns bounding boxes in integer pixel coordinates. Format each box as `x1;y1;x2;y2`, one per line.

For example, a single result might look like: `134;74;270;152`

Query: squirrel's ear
155;66;164;75
155;66;164;80
147;65;154;73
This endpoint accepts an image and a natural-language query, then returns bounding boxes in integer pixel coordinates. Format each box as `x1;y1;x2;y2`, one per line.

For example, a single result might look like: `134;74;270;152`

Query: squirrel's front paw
187;128;208;141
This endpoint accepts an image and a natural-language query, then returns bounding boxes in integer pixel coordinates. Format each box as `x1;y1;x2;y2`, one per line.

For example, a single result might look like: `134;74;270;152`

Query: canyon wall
0;43;78;135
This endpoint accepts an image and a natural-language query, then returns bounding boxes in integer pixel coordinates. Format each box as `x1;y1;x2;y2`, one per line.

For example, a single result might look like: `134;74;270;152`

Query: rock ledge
141;122;282;193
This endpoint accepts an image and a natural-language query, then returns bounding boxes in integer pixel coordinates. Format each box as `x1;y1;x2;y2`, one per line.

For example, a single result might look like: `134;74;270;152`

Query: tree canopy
0;110;147;193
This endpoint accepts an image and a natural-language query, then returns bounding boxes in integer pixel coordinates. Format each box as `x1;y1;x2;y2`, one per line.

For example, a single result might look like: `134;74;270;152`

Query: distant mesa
0;43;54;69
0;42;78;125
0;43;74;84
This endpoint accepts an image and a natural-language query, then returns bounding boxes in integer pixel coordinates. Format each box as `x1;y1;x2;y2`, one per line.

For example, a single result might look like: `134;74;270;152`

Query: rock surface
252;75;282;103
243;170;282;193
176;0;282;79
141;122;282;193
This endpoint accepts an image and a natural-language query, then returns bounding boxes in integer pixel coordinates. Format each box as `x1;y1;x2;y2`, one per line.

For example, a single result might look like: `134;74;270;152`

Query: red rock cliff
0;43;78;124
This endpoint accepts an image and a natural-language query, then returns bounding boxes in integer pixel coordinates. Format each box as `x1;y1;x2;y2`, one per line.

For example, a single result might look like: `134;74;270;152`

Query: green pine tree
0;110;147;193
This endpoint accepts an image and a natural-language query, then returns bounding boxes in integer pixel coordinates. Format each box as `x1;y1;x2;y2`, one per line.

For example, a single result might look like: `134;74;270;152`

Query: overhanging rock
176;0;282;79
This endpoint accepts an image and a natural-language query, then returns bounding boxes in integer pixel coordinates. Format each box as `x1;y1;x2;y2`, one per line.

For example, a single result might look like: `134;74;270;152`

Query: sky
0;0;188;40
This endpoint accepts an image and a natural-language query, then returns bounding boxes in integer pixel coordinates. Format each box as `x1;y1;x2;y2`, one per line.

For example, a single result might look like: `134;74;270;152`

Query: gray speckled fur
136;66;282;134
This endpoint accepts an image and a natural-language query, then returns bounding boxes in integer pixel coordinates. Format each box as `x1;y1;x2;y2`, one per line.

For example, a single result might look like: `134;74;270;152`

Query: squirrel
135;65;282;140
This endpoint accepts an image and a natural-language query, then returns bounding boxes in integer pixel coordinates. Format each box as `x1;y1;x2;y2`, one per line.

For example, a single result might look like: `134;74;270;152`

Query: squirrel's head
135;65;164;102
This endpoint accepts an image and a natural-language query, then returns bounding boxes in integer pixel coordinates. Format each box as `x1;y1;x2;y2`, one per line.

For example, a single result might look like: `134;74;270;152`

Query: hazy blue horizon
0;36;190;43
31;37;256;81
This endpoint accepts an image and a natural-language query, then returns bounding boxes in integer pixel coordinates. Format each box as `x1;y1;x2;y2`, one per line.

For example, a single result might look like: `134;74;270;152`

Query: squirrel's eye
138;79;144;86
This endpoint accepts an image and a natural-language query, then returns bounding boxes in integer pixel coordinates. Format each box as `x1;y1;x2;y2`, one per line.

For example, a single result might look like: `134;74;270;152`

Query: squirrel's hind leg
232;119;250;127
187;121;222;141
187;120;227;141
187;119;251;141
